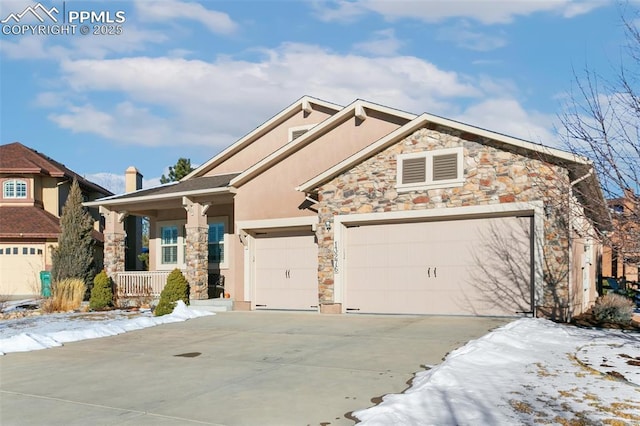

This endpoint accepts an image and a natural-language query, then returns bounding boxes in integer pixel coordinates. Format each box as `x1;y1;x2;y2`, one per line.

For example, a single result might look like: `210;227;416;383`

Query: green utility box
40;271;52;297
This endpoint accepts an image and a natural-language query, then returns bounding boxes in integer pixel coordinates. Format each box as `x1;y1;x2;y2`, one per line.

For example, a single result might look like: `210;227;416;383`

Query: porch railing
115;271;173;297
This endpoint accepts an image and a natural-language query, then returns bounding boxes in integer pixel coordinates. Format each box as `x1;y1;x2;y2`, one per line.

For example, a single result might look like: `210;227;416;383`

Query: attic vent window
396;147;464;191
291;129;308;140
402;157;426;184
288;124;316;142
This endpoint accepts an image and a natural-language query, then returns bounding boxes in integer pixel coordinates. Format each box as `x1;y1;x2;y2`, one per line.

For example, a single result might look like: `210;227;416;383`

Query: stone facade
185;225;209;299
103;231;126;280
315;125;581;319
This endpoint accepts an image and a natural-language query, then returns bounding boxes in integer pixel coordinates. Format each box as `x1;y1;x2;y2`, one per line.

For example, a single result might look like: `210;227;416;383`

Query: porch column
101;206;126;281
183;197;209;300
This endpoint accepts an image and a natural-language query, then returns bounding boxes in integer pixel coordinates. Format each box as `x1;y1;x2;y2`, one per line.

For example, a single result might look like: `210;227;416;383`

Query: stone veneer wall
103;231;125;280
316;125;576;320
185;225;209;299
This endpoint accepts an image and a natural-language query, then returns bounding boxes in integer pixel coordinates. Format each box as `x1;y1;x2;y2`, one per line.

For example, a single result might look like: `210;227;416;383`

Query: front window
208;222;225;264
160;225;178;264
3;179;27;199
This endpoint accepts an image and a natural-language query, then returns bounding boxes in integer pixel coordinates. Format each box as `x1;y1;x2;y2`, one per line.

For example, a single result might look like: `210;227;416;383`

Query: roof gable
184;96;343;180
229;99;417;188
0;142;113;196
297;112;590;193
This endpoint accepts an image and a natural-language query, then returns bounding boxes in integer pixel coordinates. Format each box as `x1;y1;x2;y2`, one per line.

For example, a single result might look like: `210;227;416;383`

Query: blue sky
0;0;633;194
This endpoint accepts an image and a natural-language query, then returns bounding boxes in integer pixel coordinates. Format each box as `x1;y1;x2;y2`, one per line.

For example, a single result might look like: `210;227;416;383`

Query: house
602;189;639;283
87;96;612;320
0;142;113;297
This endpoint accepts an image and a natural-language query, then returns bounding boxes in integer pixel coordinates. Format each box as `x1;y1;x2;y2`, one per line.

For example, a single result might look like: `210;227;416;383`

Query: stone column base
233;301;252;311
320;303;342;314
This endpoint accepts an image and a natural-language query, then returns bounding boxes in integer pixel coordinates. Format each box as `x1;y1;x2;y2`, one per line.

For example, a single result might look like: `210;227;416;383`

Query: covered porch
86;174;238;300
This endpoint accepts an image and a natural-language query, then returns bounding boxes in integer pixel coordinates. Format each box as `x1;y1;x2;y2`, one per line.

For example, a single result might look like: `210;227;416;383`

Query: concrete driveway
0;311;511;426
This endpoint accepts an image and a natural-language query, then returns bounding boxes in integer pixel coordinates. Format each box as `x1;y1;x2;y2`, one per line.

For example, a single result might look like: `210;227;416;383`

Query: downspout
567;168;594;321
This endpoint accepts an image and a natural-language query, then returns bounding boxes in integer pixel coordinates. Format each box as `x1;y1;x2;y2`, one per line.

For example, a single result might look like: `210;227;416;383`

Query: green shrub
154;269;190;316
593;293;635;324
42;278;86;313
89;270;113;310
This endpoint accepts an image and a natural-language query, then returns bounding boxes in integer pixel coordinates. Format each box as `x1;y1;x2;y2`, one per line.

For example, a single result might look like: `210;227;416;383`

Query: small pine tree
90;270;113;310
154;268;190;316
51;178;95;286
160;158;194;184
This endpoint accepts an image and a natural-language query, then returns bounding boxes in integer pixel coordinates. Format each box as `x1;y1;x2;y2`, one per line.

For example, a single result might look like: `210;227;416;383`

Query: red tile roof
0;206;60;239
0;142;113;196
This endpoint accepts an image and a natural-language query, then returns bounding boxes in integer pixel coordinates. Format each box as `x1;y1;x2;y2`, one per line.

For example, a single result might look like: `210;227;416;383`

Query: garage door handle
434;267;437;278
427;267;430;277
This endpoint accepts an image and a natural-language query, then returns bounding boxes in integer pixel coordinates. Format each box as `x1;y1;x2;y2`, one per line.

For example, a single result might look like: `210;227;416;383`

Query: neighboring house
0;142;113;297
87;96;612;320
602;189;639;283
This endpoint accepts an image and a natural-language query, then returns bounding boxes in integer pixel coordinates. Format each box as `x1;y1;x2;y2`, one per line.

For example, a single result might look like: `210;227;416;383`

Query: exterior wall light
544;204;553;219
325;220;331;231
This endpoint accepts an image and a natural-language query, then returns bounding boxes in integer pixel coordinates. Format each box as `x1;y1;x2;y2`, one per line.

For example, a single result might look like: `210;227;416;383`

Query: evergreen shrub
154;268;189;316
89;270;113;310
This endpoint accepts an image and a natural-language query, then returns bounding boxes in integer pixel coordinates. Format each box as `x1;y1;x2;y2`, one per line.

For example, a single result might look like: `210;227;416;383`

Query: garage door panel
254;233;318;311
345;216;532;316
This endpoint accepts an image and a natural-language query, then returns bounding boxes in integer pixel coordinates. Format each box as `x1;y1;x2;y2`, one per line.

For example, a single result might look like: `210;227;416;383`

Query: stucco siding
204;106;335;177
235;114;402;222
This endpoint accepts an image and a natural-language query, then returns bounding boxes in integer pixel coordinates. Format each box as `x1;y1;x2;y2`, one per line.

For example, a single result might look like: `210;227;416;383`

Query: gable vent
432;153;458;181
402;157;426;184
291;129;309;141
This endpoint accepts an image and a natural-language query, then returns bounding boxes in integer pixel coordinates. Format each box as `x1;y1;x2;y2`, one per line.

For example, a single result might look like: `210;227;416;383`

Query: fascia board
420;112;590;164
230;100;417;188
84;186;234;208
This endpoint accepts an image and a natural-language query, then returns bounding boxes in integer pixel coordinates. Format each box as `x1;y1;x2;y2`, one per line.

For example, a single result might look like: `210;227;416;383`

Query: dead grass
41;278;86;313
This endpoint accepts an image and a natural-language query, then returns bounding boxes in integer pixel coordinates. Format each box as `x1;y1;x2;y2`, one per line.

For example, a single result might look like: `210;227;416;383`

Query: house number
333;241;339;273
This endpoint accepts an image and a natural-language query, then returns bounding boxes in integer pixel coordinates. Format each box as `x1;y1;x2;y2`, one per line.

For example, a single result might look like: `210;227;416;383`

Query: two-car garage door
344;216;533;316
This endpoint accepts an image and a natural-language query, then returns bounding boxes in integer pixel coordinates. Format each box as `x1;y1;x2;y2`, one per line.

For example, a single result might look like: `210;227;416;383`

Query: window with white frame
3;179;27;199
157;218;229;270
160;225;178;264
396;147;464;191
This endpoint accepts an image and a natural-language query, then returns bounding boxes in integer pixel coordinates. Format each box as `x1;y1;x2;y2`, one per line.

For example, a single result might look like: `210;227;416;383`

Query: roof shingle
0;206;61;238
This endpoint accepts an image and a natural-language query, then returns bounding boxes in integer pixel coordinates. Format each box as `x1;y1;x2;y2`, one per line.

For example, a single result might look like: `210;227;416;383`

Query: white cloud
437;22;507;51
137;0;238;34
353;28;403;56
315;0;605;24
457;98;558;145
0;26;168;61
49;104;115;138
49;43;484;148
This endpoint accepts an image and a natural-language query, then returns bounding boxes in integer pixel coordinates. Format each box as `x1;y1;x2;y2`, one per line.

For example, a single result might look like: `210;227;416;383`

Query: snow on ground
354;318;640;426
1;304;638;425
0;300;213;355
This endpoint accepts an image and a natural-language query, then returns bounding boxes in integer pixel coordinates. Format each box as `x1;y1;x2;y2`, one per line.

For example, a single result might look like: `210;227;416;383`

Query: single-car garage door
345;216;532;316
254;231;318;310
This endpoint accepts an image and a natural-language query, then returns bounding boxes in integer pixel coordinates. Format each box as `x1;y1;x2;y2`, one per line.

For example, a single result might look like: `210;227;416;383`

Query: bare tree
560;9;640;278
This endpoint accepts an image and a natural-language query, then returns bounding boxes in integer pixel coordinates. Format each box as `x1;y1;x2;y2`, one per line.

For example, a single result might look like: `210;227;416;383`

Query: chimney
124;166;144;271
125;166;143;193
